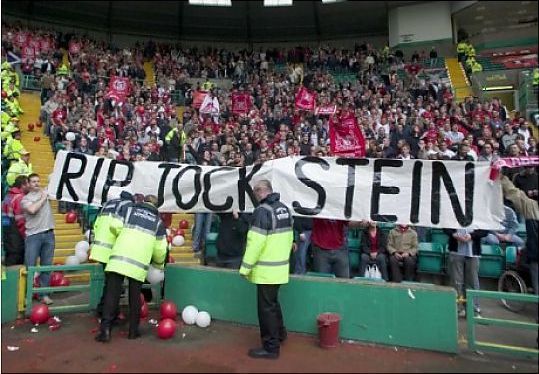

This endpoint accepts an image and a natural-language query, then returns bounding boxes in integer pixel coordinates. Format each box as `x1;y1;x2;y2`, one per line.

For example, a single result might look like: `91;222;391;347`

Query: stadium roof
2;1;425;42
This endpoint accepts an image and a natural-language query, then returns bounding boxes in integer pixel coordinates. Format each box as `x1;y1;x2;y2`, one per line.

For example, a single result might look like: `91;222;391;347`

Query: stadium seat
478;244;504;278
418;242;445;274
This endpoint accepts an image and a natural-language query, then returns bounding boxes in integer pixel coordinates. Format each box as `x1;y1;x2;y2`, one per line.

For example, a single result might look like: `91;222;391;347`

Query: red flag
329;112;366;158
192;90;208;109
106;76;131;104
232;92;252;115
295;86;316;112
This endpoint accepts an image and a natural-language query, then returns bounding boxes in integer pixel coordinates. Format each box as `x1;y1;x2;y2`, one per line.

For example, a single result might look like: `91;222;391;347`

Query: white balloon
65;255;80;266
182;305;198;325
75;240;90;253
157;140;163;147
75;248;88;263
171;235;185;247
65;132;76;141
195;311;211;328
146;265;164;284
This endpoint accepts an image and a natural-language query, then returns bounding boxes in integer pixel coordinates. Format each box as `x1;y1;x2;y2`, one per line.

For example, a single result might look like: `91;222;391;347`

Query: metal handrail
466;289;538;358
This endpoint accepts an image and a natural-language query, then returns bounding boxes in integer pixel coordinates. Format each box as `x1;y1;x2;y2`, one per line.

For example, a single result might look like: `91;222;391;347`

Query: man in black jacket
216;210;251;269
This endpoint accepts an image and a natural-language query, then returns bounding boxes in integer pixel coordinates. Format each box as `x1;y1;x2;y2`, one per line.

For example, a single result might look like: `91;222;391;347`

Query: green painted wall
1;266;22;323
164;265;458;353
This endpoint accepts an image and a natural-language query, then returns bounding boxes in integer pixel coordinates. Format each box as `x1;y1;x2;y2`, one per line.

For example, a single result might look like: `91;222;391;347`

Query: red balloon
160;300;178;320
58;277;70;287
27;123;35;131
49;272;64;287
179;220;189;230
140;302;149;319
30;304;50;325
65;211;77;223
1;90;7;99
176;229;185;237
157;318;177;339
33;136;41;142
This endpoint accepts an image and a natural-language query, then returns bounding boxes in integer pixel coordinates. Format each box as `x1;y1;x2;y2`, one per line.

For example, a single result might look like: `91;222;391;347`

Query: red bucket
317;313;340;348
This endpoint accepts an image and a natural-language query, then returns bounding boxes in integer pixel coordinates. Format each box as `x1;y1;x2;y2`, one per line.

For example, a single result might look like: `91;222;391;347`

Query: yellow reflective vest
6;159;32;186
239;193;294;284
3;138;24;162
89;199;133;264
105;202;167;282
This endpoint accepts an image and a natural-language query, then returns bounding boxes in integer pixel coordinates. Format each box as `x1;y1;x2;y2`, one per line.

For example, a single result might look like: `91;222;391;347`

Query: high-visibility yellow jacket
239;193;294;285
457;42;467;54
3;138;25;162
533;68;539;86
6;159;32;186
89;198;134;264
105;202;167;282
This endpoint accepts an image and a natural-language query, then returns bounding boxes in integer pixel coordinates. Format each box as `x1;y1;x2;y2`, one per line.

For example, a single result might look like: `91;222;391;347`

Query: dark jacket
360;228;388;255
216;212;252;261
444;229;488;257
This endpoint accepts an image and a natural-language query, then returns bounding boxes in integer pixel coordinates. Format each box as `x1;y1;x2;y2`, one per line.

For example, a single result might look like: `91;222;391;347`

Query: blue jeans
294;231;311;275
313;245;350;278
25;230;55;296
192;213;212;253
482;233;525;248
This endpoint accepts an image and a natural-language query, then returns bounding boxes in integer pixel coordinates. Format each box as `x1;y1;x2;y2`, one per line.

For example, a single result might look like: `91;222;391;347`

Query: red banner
231;92;252;115
329;112;366;158
192;90;208;109
315;104;337;116
295;86;316;112
106;76;131;104
489;156;539;180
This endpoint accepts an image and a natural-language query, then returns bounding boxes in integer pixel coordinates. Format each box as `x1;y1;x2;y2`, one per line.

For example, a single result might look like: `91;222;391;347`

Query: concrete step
55;234;85;243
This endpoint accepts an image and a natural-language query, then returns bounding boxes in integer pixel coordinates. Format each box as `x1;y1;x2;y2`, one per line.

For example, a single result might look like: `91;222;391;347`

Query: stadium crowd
2;22;538;287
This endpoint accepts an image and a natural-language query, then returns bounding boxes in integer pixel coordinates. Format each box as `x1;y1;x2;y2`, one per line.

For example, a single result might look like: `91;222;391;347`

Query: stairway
18;92;85;269
445;58;472;102
18;92;201;272
143;61;156;86
168;213;200;265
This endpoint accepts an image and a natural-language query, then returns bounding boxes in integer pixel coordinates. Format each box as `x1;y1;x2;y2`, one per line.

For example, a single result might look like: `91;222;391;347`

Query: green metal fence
24;263;163;316
466;289;539;358
25;263;104;316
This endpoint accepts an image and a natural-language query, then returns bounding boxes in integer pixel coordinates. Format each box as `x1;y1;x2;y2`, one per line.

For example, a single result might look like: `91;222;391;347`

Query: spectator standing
216;210;251;269
292;216;313;275
21;173;55;305
311;218;351;278
445;227;487;317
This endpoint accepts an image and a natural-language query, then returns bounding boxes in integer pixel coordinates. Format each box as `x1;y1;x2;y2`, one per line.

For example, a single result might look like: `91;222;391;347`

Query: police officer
239;180;294;359
90;191;134;319
95;195;167;342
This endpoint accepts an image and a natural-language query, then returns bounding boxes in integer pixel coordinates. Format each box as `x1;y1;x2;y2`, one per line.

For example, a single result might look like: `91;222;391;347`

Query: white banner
48;151;504;229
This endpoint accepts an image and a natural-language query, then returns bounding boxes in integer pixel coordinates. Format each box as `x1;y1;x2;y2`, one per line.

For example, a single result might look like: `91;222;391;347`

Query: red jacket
1;187;26;237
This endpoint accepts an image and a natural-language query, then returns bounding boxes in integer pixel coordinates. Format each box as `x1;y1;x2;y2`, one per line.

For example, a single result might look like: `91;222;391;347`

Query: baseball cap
20;149;30;155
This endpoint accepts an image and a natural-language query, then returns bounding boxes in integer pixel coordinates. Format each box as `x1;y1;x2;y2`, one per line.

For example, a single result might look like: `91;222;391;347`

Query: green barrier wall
164;265;458;353
1;265;22;323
